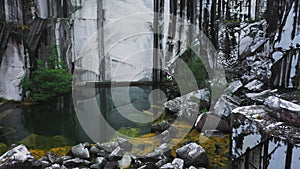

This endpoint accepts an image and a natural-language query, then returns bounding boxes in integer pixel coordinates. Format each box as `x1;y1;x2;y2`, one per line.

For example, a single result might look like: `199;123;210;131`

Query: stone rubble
0;140;208;169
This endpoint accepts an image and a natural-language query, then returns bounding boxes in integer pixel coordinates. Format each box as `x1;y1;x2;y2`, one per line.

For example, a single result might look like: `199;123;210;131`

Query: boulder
164;89;211;113
104;161;119;169
71;143;90;159
151;120;172;133
171;158;184;169
46;163;60;169
145;143;171;161
118;152;132;169
194;114;231;133
264;96;300;127
0;145;35;166
176;143;208;167
226;80;243;94
63;158;90;168
98;142;119;153
109;146;124;161
244;79;264;92
160;163;174;169
155;158;168;168
116;137;133;152
137;162;156;169
90;157;107;169
211;95;239;118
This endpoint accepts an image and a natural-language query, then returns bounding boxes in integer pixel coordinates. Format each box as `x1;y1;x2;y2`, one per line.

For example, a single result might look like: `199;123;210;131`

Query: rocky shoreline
0;138;208;169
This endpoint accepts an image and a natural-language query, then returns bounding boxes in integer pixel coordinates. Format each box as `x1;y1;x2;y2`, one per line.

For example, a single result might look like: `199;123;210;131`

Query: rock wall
0;0;299;101
0;0;28;100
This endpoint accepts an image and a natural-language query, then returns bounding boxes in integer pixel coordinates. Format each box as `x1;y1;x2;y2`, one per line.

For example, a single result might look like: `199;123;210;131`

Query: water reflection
0;85;155;149
232;113;300;169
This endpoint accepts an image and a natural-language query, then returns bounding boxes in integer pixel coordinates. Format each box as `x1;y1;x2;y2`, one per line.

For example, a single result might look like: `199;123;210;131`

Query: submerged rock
176;143;208;167
151;120;172;133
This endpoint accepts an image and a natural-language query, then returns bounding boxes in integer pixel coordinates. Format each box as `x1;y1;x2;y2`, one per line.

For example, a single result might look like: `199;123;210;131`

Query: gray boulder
116;137;133;152
71;143;90;159
176;143;208;167
0;145;35;164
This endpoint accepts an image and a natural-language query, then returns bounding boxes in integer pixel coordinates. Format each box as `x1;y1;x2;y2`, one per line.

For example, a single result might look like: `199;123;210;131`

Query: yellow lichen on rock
49;146;72;157
29;149;46;159
29;146;71;160
139;133;157;138
199;134;231;169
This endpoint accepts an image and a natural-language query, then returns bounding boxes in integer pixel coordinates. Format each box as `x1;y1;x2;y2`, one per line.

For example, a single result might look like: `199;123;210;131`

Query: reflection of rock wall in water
271;1;300;88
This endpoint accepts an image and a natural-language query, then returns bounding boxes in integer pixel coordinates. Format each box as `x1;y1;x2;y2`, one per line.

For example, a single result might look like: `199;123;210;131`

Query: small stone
137;162;156;169
116;137;133;151
226;80;243;94
176;143;208;167
0;145;34;163
151;120;171;133
83;142;91;149
118;152;132;169
203;130;226;138
71;143;90;159
95;156;107;164
90;145;101;154
63;158;90;168
47;163;60;169
211;95;239;118
104;161;119;169
61;165;68;169
145;143;171;160
32;160;43;168
41;160;51;168
90;157;107;169
160;163;174;169
188;166;197;169
171;158;184;169
155;158;168;167
194;114;231;133
244;79;264;91
98;142;119;153
160;130;171;143
109;146;124;161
